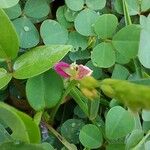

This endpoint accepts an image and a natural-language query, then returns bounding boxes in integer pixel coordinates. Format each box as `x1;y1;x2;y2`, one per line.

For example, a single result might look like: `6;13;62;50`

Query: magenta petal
54;62;70;78
77;65;93;79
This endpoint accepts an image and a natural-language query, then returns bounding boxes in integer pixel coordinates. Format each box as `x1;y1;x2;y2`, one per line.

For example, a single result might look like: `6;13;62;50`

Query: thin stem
45;123;77;150
49;80;77;123
133;58;143;78
70;87;88;116
6;59;13;73
132;130;150;150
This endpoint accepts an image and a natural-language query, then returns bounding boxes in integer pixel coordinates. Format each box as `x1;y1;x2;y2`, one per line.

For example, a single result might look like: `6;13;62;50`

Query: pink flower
77;65;93;79
54;62;70;78
54;62;93;80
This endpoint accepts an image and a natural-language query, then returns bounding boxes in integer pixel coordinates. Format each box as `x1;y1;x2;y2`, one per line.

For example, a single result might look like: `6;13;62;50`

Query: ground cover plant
0;0;150;149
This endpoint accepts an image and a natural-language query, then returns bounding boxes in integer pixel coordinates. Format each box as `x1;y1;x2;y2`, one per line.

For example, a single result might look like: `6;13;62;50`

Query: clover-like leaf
106;106;134;139
40;20;68;45
13;17;40;49
94;14;118;39
75;9;99;36
91;43;115;68
26;70;64;111
112;24;141;59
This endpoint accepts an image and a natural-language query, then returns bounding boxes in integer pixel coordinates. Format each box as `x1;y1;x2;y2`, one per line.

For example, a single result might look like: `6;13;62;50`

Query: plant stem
132;130;150;150
45;122;77;150
133;58;143;78
6;59;13;73
70;87;88;116
49;80;77;123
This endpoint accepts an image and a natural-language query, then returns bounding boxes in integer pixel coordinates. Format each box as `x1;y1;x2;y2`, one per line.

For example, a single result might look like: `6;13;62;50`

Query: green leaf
79;124;103;149
64;7;78;22
0;0;19;8
65;0;84;11
15;110;41;143
13;45;72;79
24;0;50;19
94;14;118;39
75;8;99;36
91;42;115;68
26;70;64;111
40;20;68;45
4;3;21;20
69;49;90;61
111;64;129;80
0;142;50;150
106;144;125;150
114;0;139;15
142;110;150;121
85;0;106;10
115;51;130;64
0;103;29;142
41;142;55;150
126;129;144;149
0;9;19;59
145;141;150;150
105;106;134;139
0;102;41;143
67;31;88;51
13;17;40;49
0;124;13;144
141;0;150;12
0;68;12;90
74;106;87;119
138;15;150;68
56;6;73;29
112;24;141;59
61;119;85;144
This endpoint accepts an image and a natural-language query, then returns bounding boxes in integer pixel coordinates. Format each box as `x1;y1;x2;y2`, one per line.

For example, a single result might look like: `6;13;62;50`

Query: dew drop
71;123;76;127
24;26;30;32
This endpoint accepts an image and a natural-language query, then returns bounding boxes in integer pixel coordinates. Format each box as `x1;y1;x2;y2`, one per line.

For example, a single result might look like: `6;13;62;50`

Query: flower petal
54;62;70;78
77;65;93;79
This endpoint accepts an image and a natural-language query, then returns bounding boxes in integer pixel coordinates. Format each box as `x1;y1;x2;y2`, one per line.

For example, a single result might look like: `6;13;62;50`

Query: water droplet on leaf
24;26;30;32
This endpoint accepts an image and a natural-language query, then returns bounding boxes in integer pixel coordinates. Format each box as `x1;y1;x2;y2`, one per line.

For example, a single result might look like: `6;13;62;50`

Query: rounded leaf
13;45;72;79
24;0;50;19
91;43;115;68
64;8;78;22
26;70;64;111
106;106;134;139
61;119;85;144
75;8;99;36
0;0;19;8
67;31;88;51
79;124;103;149
126;129;144;149
142;110;150;121
85;0;106;10
56;6;73;29
4;3;21;20
112;25;141;59
40;20;68;45
94;14;118;39
13;17;40;48
138;25;150;68
65;0;84;11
